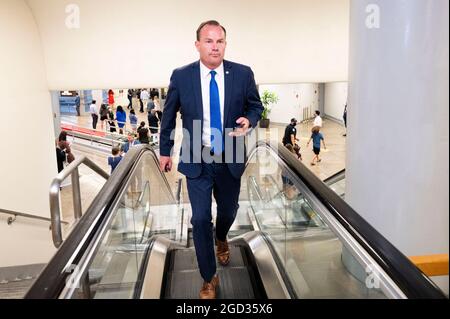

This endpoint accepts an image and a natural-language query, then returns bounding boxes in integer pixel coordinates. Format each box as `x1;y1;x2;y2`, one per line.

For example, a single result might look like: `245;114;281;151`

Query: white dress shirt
200;61;225;147
89;103;98;115
140;90;150;100
313;115;323;127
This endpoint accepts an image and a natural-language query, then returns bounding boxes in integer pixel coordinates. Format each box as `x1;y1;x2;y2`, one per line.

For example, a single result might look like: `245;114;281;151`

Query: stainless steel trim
71;168;82;220
49;155;109;248
233;231;291;299
175;178;183;243
58;209;106;299
140;237;174;299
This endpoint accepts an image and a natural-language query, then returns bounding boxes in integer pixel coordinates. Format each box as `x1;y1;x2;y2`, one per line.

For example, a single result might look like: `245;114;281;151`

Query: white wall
26;0;350;89
259;83;319;124
324;82;347;122
347;0;449;260
0;0;57;266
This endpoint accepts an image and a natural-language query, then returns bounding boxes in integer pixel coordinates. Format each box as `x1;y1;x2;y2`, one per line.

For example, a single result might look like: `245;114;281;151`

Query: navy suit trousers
186;162;241;282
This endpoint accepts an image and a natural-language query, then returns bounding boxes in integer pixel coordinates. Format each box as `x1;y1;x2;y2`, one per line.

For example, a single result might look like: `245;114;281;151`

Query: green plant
260;90;279;120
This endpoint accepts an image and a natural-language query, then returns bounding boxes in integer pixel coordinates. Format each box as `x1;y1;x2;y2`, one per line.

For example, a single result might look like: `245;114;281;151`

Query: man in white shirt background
90;100;98;130
140;89;150;113
313;110;322;128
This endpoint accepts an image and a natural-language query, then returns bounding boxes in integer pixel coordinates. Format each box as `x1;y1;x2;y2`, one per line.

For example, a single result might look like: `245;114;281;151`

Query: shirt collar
200;60;224;79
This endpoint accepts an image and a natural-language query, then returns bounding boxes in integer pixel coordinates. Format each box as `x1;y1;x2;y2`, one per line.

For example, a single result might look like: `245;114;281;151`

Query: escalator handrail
25;145;173;299
253;141;445;299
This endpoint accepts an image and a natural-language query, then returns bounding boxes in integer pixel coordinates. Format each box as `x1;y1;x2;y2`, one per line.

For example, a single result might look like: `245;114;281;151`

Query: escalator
25;142;445;299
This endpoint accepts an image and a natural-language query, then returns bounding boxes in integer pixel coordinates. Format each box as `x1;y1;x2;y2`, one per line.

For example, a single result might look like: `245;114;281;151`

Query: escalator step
165;267;255;299
165;246;254;299
171;246;245;272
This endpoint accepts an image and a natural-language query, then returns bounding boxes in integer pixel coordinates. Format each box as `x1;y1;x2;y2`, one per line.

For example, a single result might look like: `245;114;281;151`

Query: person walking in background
107;147;122;173
147;97;159;144
127;89;133;109
56;145;66;173
115;105;127;134
159;20;263;299
150;88;159;100
74;92;80;116
140;89;150;114
137;121;150;144
129;108;138;133
90;100;99;130
107;110;117;133
122;132;140;153
153;96;163;122
108;89;115;110
313;110;322;128
99;103;109;131
57;131;75;164
307;126;326;166
282;118;302;160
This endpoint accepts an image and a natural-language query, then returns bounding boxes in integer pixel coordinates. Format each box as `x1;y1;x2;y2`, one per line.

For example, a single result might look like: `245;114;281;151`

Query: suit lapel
191;61;203;125
223;60;234;128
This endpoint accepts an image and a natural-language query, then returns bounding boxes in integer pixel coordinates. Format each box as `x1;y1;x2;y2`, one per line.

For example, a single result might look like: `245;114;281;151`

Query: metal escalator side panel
243;141;445;299
25;146;178;299
139;236;173;299
232;232;291;299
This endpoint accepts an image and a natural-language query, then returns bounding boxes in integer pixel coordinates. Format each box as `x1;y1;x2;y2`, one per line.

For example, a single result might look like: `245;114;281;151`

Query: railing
61;122;126;147
61;121;160;148
62;121;161;135
50;155;109;248
0;208;68;226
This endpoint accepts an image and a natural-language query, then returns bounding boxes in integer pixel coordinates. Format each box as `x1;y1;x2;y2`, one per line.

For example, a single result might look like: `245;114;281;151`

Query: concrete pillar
0;0;57;266
347;0;448;260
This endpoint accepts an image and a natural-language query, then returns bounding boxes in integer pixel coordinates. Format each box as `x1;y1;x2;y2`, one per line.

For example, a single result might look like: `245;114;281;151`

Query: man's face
195;24;226;69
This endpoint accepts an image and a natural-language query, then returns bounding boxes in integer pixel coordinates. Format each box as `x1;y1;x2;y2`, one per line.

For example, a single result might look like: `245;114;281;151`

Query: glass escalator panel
243;147;393;299
61;151;178;299
324;169;346;198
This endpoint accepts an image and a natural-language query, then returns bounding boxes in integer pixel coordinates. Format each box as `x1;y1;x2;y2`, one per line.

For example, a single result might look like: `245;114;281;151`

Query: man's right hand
159;155;172;172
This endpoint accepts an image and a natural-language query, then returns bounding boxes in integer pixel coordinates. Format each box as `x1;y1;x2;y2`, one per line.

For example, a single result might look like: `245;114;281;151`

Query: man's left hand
228;117;250;137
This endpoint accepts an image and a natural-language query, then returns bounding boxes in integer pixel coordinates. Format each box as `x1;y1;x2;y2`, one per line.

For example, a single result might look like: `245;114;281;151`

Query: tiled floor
60;113;346;185
59;113;346;213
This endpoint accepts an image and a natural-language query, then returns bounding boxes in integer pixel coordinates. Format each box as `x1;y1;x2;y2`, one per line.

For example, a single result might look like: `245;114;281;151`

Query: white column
347;0;448;260
0;0;57;266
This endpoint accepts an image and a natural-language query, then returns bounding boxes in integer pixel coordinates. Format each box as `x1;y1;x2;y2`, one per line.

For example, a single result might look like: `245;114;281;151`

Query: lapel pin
226;71;229;75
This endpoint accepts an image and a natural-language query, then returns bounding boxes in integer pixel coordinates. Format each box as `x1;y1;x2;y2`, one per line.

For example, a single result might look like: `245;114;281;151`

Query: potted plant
259;90;279;128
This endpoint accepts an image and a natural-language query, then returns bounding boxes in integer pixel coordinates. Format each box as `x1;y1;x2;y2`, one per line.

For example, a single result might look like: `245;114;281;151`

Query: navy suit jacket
160;60;263;179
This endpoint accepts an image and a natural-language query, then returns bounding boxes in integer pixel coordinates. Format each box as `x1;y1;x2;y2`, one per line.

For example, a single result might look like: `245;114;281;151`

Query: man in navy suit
159;20;263;299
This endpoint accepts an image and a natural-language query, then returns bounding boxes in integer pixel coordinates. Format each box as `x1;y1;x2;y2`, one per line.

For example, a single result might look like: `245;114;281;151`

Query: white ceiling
26;0;349;89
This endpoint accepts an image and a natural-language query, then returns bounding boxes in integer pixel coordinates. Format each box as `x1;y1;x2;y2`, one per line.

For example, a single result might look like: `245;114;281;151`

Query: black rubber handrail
258;140;445;299
25;145;172;299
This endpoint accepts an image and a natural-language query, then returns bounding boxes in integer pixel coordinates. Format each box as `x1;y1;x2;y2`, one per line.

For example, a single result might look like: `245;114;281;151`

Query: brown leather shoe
199;275;219;299
216;239;230;266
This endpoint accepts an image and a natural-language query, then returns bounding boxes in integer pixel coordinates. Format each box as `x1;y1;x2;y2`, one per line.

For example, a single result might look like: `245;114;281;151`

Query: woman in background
57;131;75;164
